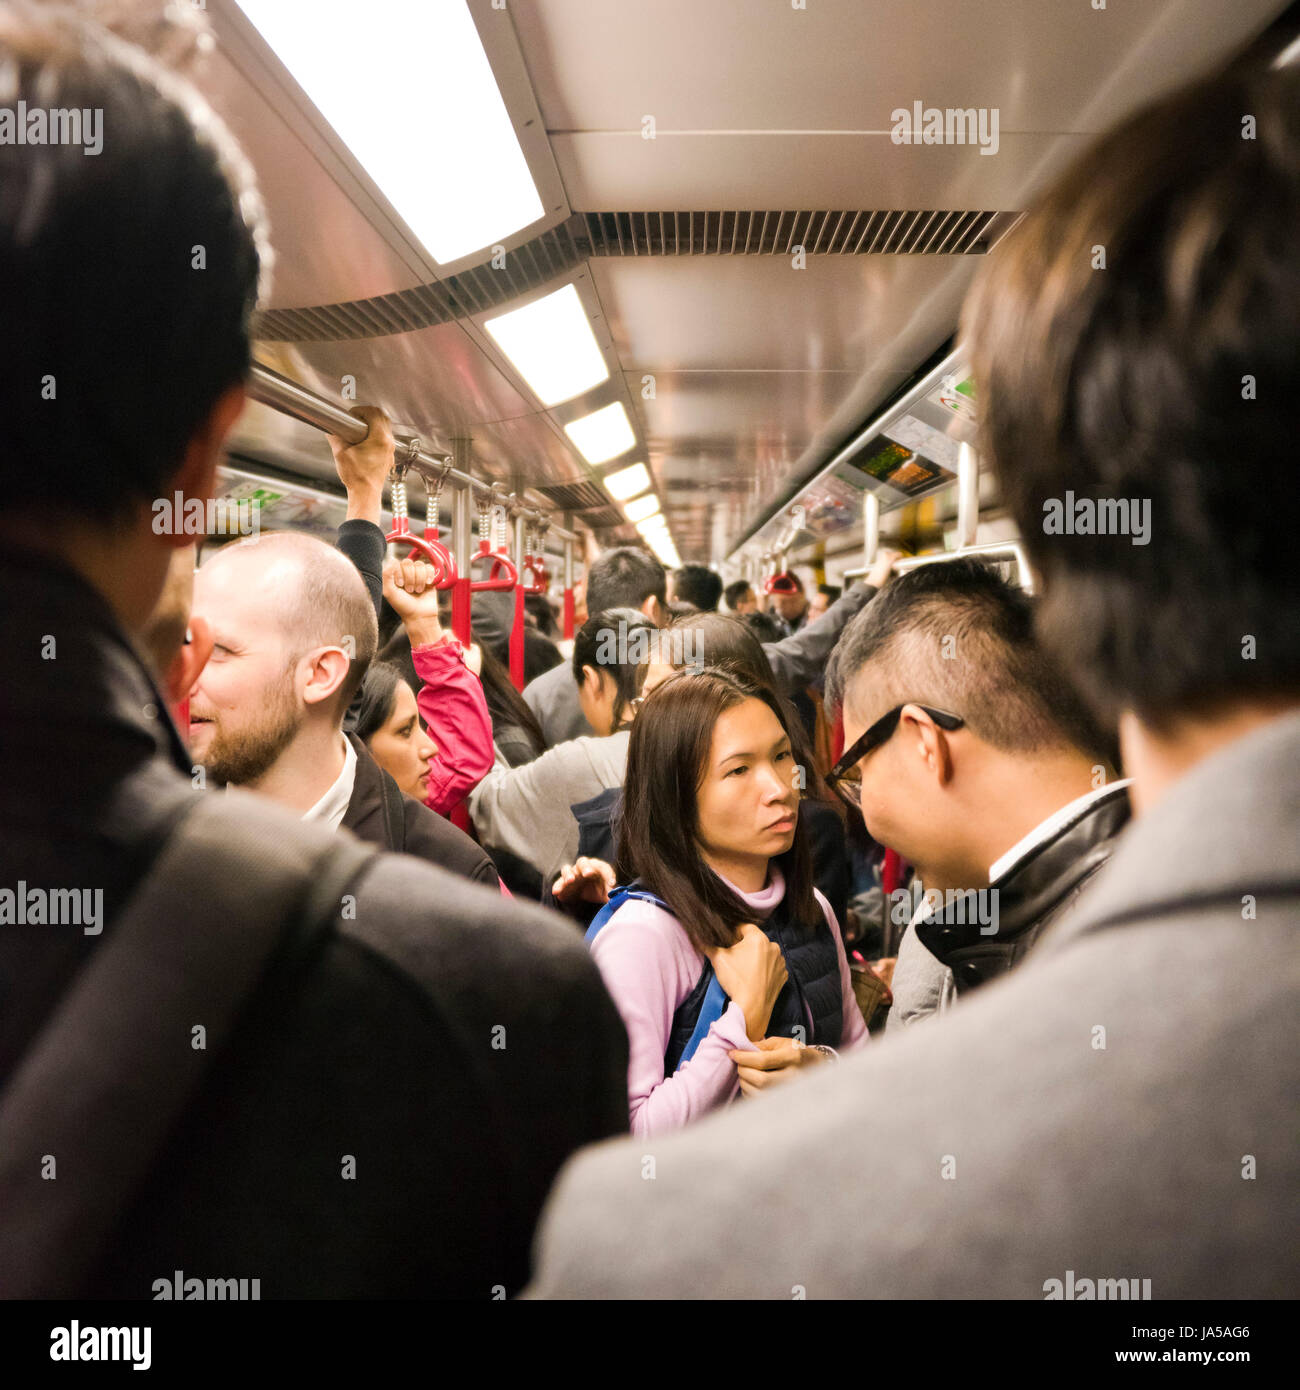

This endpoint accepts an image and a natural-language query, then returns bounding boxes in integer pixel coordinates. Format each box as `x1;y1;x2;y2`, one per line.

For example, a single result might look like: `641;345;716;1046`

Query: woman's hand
551;857;615;907
707;923;787;1042
383;558;445;648
728;1036;829;1096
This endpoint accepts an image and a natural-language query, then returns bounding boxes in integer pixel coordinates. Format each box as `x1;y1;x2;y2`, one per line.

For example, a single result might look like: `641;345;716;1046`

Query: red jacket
410;639;496;818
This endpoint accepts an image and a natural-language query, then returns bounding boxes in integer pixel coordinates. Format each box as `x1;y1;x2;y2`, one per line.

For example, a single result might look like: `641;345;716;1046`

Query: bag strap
379;767;407;852
676;974;730;1069
583;886;666;945
0;788;380;1298
583;887;730;1073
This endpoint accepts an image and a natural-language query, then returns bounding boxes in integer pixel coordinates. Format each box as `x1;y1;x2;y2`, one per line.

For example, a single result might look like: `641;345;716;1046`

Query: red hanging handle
764;571;799;596
520;553;548;596
468;539;518;591
386;516;457;588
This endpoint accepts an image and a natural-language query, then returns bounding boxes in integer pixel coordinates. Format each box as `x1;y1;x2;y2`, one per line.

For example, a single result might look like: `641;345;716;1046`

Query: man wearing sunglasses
822;559;1128;1027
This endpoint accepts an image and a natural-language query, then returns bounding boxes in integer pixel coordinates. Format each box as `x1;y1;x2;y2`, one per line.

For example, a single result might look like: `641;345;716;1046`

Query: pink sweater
410;640;496;818
589;869;867;1137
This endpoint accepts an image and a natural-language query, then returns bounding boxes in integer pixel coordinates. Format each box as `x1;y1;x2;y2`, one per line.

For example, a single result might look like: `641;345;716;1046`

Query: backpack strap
583;885;666;945
379;767;408;852
0;788;380;1298
583;887;730;1074
676;974;730;1068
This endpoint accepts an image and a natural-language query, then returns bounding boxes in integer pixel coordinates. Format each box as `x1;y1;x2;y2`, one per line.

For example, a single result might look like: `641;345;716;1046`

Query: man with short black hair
529;59;1300;1298
808;582;841;621
822;558;1125;1024
671;564;723;612
0;7;625;1299
523;545;669;744
723;579;758;615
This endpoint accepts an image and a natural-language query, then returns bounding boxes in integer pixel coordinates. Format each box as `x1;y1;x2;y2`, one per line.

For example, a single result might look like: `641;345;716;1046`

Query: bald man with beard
190;531;498;887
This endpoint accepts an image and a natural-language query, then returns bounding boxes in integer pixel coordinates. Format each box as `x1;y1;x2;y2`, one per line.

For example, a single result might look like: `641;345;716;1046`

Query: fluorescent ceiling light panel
234;0;543;265
623;494;661;523
636;515;670;538
603;462;651;500
484;285;609;406
649;534;680;568
564;403;635;465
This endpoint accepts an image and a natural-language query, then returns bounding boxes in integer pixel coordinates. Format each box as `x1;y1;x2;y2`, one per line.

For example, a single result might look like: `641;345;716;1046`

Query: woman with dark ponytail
467;608;656;892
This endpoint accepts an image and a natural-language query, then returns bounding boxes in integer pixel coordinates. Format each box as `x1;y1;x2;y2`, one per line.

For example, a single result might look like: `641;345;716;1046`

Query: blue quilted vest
586;878;843;1073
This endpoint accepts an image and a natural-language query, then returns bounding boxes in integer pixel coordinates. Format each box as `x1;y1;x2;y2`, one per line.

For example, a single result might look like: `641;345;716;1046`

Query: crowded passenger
527;60;1300;1298
766;570;810;635
808;582;841;621
823;557;1126;1024
554;611;852;932
670;563;723;612
526;544;899;747
469;609;655;892
583;668;866;1136
191;535;500;883
523;547;667;743
723;579;758;615
0;5;627;1299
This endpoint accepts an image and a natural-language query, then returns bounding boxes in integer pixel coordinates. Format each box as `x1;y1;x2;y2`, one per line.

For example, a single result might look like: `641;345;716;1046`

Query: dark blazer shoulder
402;793;500;888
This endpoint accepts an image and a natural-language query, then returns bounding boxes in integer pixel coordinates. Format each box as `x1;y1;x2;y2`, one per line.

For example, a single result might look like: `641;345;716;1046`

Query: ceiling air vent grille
254;210;1002;342
533;479;615;513
579;209;999;257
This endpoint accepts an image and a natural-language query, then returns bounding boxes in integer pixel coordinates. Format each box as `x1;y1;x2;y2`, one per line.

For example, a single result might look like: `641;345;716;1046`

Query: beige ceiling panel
550;130;1076;212
592;256;979;373
512;0;1285;134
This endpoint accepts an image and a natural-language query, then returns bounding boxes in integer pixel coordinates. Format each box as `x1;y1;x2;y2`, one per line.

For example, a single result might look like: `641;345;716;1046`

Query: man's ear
642;595;667;627
301;647;353;710
164;613;215;707
160;384;246;551
902;705;956;786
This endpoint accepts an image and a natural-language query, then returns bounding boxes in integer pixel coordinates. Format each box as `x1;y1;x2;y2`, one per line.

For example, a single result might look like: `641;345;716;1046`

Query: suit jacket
341;733;499;889
526;709;1300;1298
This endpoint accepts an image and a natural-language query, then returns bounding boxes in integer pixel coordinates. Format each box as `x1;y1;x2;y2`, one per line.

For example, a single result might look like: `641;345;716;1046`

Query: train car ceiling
193;0;1290;567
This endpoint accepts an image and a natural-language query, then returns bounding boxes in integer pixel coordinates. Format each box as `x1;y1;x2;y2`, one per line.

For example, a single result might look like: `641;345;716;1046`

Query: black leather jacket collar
914;784;1131;994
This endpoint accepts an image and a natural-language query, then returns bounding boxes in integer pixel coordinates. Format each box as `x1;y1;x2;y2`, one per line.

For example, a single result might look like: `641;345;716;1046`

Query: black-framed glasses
827;704;965;810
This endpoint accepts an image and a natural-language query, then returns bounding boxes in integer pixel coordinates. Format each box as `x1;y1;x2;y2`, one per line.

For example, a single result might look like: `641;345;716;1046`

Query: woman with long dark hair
556;612;851;929
475;642;548;766
590;668;866;1136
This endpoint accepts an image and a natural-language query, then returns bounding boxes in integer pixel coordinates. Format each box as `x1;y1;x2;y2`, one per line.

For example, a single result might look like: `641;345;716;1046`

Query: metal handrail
847;541;1035;593
247;363;580;542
